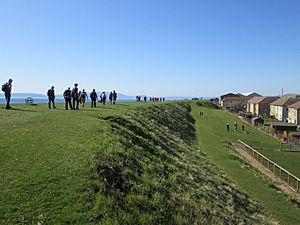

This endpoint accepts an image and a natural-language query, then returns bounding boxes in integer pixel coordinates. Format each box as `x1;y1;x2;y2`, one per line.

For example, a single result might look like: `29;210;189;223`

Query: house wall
223;100;248;109
270;105;276;117
222;100;236;108
276;106;283;121
288;108;300;125
249;103;255;114
258;103;270;117
255;103;260;115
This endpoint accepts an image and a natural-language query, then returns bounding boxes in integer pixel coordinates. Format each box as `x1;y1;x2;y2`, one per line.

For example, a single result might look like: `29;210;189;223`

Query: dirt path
232;144;300;203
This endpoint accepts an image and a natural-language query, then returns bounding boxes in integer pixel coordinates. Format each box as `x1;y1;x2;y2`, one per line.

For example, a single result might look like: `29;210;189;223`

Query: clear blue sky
0;0;299;97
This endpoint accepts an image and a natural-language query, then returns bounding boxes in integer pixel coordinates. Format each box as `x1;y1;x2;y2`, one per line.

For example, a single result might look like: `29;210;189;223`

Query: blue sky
0;0;299;97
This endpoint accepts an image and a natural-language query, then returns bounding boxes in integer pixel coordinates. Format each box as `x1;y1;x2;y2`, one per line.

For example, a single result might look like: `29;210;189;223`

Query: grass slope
0;102;272;224
84;102;271;224
192;101;300;224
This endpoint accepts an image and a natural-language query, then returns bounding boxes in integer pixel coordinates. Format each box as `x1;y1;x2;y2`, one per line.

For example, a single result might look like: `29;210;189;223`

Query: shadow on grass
10;108;38;112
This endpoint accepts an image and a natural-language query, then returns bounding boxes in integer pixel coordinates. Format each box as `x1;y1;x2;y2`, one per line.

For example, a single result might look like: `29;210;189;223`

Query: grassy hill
192;101;300;224
0;101;290;224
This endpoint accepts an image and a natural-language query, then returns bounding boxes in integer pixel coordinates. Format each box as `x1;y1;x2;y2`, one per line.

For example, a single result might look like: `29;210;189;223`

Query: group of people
135;95;166;102
226;122;245;132
199;111;205;118
47;83;118;110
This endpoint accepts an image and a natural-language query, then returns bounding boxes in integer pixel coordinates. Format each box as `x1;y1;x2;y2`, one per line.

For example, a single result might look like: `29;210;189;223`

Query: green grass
1;102;273;224
0;102;140;224
192;101;300;224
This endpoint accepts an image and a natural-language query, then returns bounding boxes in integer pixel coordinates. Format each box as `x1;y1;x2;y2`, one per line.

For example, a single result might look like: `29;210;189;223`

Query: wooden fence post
280;169;282;180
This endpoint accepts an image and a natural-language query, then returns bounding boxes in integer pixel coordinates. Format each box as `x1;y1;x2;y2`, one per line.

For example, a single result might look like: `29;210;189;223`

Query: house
247;97;265;115
220;96;252;110
247;96;278;117
288;101;300;125
270;97;300;122
219;93;239;105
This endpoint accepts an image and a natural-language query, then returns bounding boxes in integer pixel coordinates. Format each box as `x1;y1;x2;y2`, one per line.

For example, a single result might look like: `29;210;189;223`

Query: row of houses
220;93;300;125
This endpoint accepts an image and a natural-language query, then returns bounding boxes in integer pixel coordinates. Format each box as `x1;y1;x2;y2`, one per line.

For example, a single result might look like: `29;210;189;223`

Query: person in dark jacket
112;90;117;104
109;92;113;104
63;87;72;110
71;83;79;110
90;89;98;108
47;86;56;109
3;79;13;110
101;92;107;105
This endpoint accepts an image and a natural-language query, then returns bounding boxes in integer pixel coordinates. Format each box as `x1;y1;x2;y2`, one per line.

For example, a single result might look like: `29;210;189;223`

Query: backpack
1;83;7;92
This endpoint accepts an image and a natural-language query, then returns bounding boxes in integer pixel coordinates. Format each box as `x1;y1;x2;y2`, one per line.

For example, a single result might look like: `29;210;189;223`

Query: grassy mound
85;102;271;224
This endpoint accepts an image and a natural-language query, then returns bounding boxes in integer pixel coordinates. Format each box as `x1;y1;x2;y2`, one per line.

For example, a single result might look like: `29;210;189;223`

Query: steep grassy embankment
85;102;272;224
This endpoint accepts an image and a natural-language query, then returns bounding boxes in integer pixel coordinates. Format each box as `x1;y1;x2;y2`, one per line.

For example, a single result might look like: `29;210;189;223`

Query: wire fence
239;140;300;192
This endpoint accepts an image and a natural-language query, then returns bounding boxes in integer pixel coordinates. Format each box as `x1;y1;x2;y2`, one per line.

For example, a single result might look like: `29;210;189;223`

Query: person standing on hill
71;83;79;110
80;89;88;107
63;87;72;110
109;91;113;104
90;89;98;108
47;86;56;109
2;79;13;110
227;123;230;132
234;122;238;131
101;92;107;105
112;90;117;104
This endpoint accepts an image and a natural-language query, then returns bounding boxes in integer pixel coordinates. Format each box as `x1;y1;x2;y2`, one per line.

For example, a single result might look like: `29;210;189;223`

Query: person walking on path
227;123;230;132
90;89;98;108
80;89;88;107
242;124;245;132
47;86;56;109
2;79;13;110
71;83;79;110
101;92;107;105
112;90;117;104
63;87;72;110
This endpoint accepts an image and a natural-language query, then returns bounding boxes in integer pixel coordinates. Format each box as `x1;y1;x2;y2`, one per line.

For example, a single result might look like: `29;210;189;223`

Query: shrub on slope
85;102;272;224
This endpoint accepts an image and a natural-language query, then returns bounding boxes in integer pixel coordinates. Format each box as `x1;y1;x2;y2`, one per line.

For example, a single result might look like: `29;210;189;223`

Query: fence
239;140;300;192
241;139;300;152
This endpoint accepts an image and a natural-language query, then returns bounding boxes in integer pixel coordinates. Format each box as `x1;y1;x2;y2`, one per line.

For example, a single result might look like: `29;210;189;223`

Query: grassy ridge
85;102;271;224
